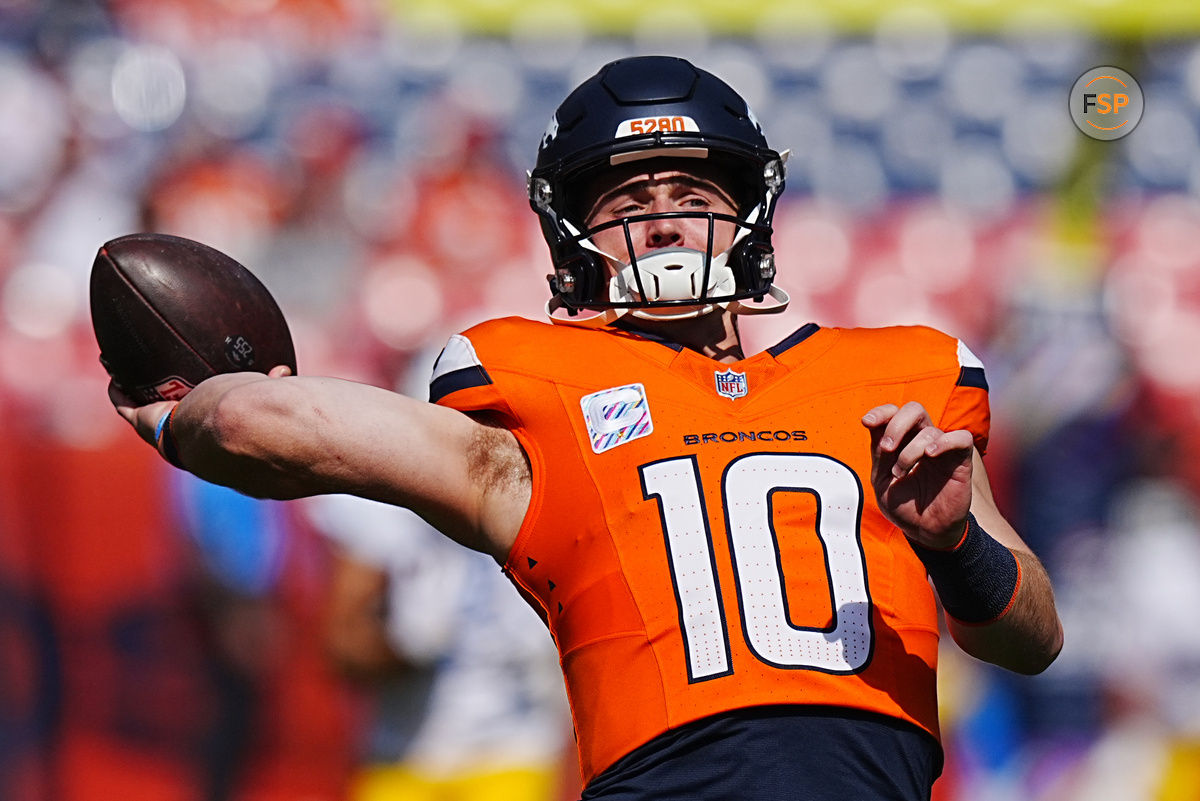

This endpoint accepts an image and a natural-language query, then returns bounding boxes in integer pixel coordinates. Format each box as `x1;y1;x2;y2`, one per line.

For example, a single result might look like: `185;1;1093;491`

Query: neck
619;309;744;363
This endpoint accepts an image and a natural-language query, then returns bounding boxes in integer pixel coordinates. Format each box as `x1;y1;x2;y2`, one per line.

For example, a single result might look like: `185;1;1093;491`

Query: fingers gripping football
861;401;975;549
109;365;294;455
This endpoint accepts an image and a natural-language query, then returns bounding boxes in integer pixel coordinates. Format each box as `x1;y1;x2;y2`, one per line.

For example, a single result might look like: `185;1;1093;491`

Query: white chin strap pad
609;246;790;321
545;241;792;325
608;247;736;320
610;247;736;304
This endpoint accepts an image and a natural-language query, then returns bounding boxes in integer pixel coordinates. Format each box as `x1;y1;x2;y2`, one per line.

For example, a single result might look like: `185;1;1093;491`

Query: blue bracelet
154;406;184;469
910;513;1021;624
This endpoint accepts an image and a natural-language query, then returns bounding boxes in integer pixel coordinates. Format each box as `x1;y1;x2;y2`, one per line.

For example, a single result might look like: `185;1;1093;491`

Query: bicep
351;396;530;556
333;388;482;503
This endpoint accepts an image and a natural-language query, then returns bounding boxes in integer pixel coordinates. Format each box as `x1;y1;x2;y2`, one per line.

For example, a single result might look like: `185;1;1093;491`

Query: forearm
142;372;520;558
946;548;1063;674
164;373;463;513
928;450;1063;674
168;372;349;499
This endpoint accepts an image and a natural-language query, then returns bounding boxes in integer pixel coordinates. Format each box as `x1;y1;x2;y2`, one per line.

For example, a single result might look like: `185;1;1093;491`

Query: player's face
582;163;740;268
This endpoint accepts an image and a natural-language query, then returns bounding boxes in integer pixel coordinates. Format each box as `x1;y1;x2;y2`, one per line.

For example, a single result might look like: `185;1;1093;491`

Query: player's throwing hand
110;365;293;456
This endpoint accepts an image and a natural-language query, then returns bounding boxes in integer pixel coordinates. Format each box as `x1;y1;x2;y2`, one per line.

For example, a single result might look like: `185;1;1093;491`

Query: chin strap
545;283;790;327
545;296;625;327
725;285;791;315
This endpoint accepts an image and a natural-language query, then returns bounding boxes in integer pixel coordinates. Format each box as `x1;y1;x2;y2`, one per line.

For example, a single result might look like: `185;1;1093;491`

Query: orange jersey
431;317;990;783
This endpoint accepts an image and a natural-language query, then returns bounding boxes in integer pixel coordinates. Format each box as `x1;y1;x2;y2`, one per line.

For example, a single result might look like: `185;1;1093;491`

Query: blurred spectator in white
1031;480;1200;801
308;496;574;801
302;338;570;801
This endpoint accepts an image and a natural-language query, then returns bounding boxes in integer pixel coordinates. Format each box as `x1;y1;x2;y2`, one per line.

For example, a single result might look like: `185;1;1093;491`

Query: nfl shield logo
714;369;748;400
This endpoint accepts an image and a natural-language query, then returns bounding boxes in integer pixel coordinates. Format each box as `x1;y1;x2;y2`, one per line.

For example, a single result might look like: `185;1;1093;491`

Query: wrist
913;517;971;552
909;513;1021;624
154;405;185;469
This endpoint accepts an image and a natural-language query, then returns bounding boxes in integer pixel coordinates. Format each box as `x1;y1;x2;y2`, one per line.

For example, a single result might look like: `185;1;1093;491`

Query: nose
642;196;684;249
645;217;683;249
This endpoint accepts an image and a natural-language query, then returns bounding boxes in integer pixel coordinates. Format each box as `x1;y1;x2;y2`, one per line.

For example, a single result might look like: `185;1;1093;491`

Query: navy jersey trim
429;365;493;404
611;322;822;358
767;323;821;357
612;322;686;352
957;366;988;391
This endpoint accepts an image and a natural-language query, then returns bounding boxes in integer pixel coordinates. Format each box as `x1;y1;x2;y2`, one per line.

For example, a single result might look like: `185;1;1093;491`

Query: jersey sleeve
940;338;991;455
428;331;517;421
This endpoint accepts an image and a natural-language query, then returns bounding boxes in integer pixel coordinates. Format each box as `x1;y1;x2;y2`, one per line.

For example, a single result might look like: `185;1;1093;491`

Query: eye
672;183;722;209
605;198;645;219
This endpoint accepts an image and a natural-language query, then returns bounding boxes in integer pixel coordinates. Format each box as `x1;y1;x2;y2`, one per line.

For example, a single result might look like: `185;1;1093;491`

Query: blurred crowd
2;1;1200;800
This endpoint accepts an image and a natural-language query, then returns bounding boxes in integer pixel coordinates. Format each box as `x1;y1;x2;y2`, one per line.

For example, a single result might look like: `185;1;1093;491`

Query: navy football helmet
529;55;790;322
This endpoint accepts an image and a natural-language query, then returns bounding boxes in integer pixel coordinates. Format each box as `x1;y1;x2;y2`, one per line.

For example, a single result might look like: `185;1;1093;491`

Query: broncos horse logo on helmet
528;55;790;324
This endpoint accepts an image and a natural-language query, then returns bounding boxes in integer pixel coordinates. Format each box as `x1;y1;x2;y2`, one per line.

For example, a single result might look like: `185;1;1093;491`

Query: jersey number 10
640;453;873;682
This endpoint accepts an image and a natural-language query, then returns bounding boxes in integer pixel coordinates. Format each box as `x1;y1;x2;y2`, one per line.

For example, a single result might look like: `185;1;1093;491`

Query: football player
112;56;1062;800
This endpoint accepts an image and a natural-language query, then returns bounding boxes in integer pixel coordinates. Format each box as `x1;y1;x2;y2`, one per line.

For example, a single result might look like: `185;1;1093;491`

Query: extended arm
112;370;529;561
862;402;1063;675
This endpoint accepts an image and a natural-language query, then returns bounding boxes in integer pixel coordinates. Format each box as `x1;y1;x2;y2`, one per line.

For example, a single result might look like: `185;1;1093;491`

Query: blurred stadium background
3;0;1200;799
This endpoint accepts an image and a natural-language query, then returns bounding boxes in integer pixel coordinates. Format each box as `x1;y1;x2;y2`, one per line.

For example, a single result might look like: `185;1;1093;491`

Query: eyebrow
585;175;738;222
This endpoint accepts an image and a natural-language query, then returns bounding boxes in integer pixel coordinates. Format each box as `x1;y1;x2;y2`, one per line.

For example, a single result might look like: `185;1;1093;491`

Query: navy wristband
154;406;184;469
910;513;1021;624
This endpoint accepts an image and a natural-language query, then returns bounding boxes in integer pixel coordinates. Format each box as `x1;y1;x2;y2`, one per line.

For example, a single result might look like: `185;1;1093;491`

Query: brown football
89;232;297;405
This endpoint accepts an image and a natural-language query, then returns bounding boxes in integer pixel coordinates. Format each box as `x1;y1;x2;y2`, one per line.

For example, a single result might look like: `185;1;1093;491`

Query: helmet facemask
564;202;773;321
533;153;790;324
528;56;792;325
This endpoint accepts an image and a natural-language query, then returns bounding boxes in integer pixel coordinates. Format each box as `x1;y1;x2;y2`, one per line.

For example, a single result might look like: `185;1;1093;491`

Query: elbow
1022;620;1065;676
996;617;1065;676
1009;651;1060;677
999;549;1065;676
948;611;1065;676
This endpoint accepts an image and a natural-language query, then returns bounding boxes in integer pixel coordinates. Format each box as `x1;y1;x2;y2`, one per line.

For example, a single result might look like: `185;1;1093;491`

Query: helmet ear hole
552;250;608;308
727;235;774;297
